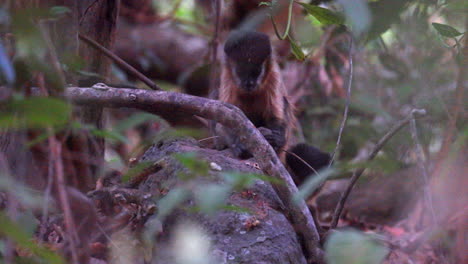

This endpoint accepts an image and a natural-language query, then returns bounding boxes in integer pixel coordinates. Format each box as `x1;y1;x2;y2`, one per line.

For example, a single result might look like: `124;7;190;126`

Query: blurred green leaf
289;36;306;61
0;177;48;210
12;9;48;59
174;152;209;176
297;3;345;25
0;42;15;85
294;168;336;203
0;97;70;129
342;157;403;174
168;127;204;138
222;172;282;191
0;213;64;264
49;6;71;18
351;94;392;119
157;188;189;221
0;8;10;25
16;210;38;237
113;113;162;133
366;0;407;41
194;183;231;214
325;229;389;264
90;128;127;143
259;1;273;7
337;0;370;36
143;217;163;244
12;8;66;90
71;122;127;143
62;53;86;73
432;23;463;38
121;161;153;183
220;205;251;213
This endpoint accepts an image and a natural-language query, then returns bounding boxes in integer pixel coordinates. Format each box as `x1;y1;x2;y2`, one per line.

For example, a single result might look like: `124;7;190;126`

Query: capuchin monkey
216;30;330;185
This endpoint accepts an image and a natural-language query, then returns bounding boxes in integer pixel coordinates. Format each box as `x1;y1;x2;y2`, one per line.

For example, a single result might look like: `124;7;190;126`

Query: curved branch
330;109;427;229
78;34;161;91
65;86;324;263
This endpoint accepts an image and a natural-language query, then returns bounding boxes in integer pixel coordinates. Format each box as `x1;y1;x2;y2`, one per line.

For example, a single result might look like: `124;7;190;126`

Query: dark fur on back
286;143;331;185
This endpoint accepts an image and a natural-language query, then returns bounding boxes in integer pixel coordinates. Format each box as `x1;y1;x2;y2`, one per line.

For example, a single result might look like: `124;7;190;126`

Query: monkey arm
258;120;287;152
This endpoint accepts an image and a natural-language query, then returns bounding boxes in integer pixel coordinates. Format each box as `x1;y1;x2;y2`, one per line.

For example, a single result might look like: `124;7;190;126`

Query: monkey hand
258;127;285;151
230;143;252;159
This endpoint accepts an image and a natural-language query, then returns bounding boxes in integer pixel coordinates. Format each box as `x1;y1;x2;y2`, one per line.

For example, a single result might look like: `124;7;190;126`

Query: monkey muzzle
242;80;258;92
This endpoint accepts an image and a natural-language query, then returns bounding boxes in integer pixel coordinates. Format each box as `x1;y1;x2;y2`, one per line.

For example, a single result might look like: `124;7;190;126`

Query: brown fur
219;55;296;153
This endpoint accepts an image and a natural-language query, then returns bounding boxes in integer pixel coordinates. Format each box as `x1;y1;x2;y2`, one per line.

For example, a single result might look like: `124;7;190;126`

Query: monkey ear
224;30;271;64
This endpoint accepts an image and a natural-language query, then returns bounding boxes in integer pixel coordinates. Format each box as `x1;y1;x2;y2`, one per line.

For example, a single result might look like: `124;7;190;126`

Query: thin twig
36;74;54;238
49;137;80;264
409;115;437;225
198;135;220;143
78;34;161;90
330;109;427;229
283;149;324;234
38;22;66;90
283;149;319;176
329;34;353;166
270;0;294;40
433;17;467;175
209;0;222;94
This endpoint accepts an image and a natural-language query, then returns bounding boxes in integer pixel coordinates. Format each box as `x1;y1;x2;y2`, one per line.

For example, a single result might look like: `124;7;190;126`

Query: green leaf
325;229;389;264
298;3;345;25
220;205;251;213
16;210;38;237
294;168;336;203
113;113;162;132
194;184;231;214
0;177;47;210
156;188;189;221
0;97;70;129
289;37;306;61
366;0;407;40
91;129;127;143
0;213;64;264
337;0;370;37
259;1;273;7
121;161;154;183
222;172;282;190
0;42;15;85
173;152;209;175
49;6;71;17
432;23;463;38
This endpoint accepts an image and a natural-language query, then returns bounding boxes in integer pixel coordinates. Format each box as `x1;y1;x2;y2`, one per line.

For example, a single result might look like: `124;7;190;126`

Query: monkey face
224;31;272;92
230;61;266;92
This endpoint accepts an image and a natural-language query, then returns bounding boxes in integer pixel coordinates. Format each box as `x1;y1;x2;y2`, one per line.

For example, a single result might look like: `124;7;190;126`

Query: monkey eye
250;68;261;78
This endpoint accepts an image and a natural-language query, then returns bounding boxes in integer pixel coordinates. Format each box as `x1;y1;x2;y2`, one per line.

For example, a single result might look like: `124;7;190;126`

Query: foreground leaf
432;23;463;38
0;97;70;129
325;229;389;264
298;3;345;25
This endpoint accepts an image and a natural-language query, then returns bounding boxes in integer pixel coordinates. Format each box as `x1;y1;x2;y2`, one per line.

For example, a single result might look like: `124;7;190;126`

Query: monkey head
224;31;272;92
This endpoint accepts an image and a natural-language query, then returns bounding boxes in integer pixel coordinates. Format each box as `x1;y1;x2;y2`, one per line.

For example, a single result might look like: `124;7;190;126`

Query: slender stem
78;34;161;90
271;0;294;40
330;109;427;229
209;0;222;94
409;116;437;225
49;137;80;264
329;35;353;166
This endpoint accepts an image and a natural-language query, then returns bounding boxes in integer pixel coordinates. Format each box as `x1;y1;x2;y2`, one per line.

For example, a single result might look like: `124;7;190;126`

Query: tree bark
65;86;324;262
